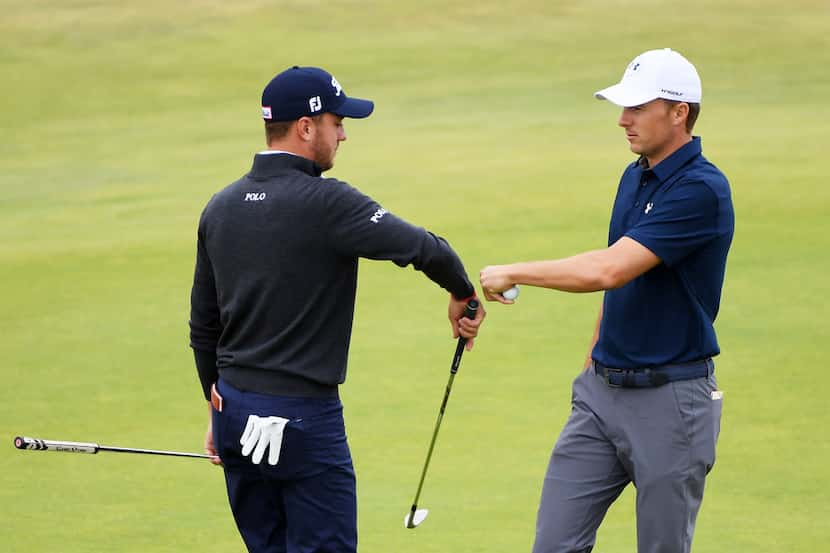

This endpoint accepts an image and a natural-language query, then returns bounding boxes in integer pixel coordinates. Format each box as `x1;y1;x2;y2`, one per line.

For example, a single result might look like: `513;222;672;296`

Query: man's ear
296;116;315;142
672;102;690;128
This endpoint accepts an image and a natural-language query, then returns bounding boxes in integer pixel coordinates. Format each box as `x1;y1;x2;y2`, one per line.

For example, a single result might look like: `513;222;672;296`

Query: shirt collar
257;149;298;156
249;152;323;178
638;136;703;183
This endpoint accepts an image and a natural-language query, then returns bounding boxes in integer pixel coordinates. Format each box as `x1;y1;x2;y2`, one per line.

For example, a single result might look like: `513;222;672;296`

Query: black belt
592;358;713;388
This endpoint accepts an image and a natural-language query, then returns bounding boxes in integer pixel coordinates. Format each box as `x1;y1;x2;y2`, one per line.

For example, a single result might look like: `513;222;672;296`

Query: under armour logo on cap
595;48;702;107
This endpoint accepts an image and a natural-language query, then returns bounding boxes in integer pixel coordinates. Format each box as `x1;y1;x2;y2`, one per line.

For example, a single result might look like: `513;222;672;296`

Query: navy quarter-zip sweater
190;153;475;398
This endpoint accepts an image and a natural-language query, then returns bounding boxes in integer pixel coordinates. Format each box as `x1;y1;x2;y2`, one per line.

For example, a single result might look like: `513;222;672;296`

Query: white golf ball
502;286;519;300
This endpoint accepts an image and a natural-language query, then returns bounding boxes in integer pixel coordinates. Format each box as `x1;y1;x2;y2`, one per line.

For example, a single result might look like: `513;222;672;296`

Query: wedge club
404;298;479;529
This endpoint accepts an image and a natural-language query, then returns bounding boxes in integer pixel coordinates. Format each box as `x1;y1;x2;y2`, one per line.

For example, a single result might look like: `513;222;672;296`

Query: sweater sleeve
324;180;475;299
189;207;222;399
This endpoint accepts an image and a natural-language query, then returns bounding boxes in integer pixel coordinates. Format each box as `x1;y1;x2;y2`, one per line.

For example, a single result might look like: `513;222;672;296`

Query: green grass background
2;1;828;551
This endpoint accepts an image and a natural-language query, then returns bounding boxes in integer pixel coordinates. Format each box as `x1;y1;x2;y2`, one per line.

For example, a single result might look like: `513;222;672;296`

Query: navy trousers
212;379;357;553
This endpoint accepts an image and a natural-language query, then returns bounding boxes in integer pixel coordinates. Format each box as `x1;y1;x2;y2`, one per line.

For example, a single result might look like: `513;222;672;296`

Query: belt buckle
646;369;669;387
604;368;624;388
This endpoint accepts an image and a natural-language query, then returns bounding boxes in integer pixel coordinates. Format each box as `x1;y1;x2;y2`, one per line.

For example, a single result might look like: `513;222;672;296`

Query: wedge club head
404;508;429;529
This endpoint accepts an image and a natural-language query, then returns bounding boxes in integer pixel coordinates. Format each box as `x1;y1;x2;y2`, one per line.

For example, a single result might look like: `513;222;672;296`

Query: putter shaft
14;436;213;459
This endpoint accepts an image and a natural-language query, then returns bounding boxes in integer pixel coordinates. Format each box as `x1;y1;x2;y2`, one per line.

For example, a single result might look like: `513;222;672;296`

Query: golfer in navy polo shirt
480;48;734;553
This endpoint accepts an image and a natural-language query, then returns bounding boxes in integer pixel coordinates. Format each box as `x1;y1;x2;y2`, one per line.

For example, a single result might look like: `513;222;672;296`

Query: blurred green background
2;1;828;551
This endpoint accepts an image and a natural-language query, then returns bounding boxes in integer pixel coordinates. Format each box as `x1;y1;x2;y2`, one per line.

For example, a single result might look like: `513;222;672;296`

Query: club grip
463;299;479;321
14;436;99;454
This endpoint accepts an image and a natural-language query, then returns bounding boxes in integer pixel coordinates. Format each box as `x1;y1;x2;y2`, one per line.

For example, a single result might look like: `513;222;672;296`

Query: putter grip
14;436;99;454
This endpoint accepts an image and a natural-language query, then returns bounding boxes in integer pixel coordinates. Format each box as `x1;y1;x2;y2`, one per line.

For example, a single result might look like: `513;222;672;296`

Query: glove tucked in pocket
240;414;290;465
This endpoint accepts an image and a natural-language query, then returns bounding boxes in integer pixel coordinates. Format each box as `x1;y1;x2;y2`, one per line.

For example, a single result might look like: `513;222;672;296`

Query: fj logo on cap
331;76;342;96
645;202;654;214
262;106;272;119
309;96;322;112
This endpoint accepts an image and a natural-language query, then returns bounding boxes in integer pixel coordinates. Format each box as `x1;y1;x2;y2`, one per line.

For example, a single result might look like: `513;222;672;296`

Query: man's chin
315;156;334;172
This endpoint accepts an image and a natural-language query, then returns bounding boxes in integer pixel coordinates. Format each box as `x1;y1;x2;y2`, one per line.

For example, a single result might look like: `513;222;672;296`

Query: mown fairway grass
2;1;828;551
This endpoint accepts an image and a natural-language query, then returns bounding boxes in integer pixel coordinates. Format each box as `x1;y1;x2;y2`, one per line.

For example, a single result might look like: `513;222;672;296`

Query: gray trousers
532;363;722;553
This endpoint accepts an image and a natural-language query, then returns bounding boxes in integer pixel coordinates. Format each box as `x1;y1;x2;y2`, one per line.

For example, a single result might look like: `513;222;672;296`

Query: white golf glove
239;414;290;465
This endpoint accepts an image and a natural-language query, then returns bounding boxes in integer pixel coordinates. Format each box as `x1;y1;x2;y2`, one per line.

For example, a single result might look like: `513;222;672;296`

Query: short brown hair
663;100;700;133
264;114;325;146
264;120;294;145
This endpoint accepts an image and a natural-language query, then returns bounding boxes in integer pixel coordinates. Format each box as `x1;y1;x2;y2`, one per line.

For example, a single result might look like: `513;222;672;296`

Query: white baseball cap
594;48;702;107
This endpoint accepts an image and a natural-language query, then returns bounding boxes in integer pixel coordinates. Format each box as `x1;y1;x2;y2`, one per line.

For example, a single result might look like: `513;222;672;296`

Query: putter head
404;508;429;528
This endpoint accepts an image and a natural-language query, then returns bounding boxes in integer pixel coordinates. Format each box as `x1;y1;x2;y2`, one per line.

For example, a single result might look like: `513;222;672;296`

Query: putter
14;436;215;460
404;299;479;529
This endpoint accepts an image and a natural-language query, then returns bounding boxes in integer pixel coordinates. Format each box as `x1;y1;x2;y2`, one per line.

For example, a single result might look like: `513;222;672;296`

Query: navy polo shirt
592;137;734;369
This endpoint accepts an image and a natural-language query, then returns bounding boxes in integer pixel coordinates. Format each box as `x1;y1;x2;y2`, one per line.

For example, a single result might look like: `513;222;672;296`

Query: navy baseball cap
261;66;374;122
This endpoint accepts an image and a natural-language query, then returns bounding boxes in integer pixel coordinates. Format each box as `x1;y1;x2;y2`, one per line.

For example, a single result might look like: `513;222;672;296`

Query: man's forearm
506;250;620;293
417;233;475;300
193;348;219;400
480;238;661;303
495;238;662;293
